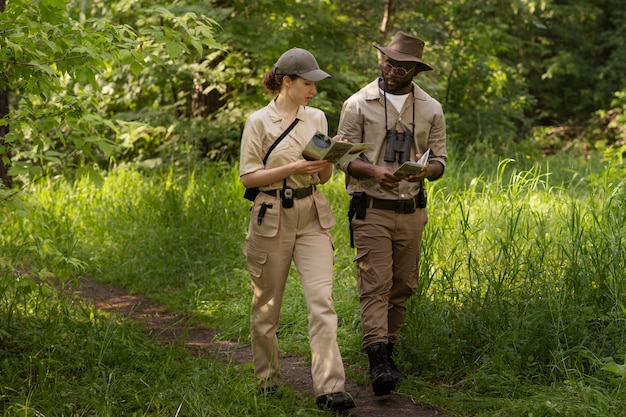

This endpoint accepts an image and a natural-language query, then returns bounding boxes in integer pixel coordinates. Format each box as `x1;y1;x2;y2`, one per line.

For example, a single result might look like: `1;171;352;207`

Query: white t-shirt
380;89;410;113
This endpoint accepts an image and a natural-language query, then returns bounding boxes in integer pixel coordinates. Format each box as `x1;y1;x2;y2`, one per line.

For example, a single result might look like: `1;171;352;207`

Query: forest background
2;0;626;416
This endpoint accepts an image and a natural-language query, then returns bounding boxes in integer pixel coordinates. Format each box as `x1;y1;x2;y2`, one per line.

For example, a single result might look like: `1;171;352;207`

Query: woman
239;48;355;412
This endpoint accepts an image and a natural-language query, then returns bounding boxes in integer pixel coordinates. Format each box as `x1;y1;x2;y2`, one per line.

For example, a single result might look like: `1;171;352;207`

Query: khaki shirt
239;98;329;191
337;79;447;200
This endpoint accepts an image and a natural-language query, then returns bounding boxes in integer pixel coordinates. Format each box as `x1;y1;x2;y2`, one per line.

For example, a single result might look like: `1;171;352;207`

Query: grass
0;267;322;416
2;143;626;416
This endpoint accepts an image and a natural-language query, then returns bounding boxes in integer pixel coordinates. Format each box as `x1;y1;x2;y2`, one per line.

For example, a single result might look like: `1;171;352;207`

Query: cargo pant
243;190;346;396
351;206;428;349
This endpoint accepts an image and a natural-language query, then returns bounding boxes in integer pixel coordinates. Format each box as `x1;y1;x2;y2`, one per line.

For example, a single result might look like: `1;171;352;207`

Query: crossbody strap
262;118;300;165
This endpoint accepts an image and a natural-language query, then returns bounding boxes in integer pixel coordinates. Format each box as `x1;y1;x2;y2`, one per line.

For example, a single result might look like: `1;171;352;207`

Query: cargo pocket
245;244;267;279
251;200;280;238
353;249;371;270
312;192;336;229
353;249;379;296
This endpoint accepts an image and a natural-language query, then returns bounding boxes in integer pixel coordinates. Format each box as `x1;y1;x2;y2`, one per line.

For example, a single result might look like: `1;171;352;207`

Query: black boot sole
316;392;356;411
391;369;406;384
372;375;395;396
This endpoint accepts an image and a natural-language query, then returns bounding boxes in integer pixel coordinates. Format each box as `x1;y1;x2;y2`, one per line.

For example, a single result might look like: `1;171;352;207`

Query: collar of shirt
363;79;430;103
267;98;309;124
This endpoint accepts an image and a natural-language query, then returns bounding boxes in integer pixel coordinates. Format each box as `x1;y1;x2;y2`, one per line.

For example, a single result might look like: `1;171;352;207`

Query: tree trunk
191;72;224;118
0;85;10;189
377;0;393;64
191;53;227;118
379;0;392;45
0;0;13;188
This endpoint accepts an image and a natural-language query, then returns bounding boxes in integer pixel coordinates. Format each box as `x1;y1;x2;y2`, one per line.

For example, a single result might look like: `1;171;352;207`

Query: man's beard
381;74;412;94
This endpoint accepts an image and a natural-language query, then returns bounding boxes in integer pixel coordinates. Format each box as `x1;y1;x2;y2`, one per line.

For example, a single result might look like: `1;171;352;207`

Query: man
337;31;447;396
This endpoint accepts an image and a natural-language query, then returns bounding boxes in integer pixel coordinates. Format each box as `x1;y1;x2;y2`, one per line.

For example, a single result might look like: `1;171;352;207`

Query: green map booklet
393;148;430;179
302;132;371;163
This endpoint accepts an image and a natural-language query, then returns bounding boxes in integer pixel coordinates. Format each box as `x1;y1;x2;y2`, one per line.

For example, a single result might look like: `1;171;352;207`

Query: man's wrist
426;161;444;181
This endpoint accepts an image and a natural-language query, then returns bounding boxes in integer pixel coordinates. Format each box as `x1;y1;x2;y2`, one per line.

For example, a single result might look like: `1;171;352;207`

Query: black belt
262;185;315;199
369;196;418;214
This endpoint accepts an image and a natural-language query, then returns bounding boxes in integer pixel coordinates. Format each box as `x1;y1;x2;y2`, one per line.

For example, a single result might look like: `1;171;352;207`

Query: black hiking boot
365;342;395;396
315;392;356;412
386;343;406;383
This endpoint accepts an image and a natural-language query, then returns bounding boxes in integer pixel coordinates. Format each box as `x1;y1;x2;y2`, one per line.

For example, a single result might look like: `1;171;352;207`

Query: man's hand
398;151;430;182
375;166;400;188
401;164;428;182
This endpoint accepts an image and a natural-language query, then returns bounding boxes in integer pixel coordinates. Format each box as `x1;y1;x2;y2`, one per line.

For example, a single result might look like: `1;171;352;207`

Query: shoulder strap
262;118;300;165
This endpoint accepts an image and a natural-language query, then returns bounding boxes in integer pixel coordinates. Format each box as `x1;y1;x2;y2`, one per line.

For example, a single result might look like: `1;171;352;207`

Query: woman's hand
241;159;329;189
290;159;330;175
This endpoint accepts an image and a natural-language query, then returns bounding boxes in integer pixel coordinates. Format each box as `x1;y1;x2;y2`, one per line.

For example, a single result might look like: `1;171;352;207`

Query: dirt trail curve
73;278;449;417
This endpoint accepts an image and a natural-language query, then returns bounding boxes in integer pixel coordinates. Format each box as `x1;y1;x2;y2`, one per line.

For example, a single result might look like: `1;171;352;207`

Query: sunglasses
382;62;415;78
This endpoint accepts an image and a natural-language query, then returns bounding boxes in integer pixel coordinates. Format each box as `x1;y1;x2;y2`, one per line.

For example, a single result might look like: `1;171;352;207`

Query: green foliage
408;0;537;146
3;0;626;183
1;0;222;183
527;1;626;124
399;156;626;392
3;144;626;415
17;164;251;328
3;1;626;415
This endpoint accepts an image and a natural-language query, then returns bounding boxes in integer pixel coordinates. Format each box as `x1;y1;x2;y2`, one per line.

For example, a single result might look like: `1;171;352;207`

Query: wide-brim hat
374;31;433;72
274;48;331;82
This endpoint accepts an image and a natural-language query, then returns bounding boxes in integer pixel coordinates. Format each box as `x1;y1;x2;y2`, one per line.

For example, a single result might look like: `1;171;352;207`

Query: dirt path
73;278;449;417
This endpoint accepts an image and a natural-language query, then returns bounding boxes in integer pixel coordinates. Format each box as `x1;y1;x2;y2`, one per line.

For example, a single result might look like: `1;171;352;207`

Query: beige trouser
351;207;427;350
243;191;346;396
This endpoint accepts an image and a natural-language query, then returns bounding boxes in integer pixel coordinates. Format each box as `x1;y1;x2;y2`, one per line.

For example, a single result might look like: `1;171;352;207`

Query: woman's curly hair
263;68;298;93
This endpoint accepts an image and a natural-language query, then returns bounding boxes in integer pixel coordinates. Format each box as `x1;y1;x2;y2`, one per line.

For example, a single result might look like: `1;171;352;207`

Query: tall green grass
400;157;626;415
0;166;328;416
2;146;625;416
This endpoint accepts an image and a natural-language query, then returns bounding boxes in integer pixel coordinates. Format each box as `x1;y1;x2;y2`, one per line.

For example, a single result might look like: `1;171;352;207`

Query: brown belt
369;196;418;214
262;185;315;199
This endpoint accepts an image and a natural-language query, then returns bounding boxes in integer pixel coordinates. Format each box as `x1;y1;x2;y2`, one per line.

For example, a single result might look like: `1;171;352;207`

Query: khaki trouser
243;191;346;396
351;207;428;349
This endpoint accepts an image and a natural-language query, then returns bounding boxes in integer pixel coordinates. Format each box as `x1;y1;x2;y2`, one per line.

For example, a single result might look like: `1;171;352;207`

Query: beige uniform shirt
337;79;447;200
240;98;329;191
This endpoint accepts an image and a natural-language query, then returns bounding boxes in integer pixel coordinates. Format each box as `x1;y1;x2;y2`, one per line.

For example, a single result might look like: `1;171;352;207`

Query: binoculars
384;129;412;163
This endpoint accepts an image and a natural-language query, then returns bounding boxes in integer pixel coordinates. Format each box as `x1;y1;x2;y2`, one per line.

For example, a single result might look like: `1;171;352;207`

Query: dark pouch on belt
350;191;367;220
244;187;260;201
417;187;427;208
281;187;294;208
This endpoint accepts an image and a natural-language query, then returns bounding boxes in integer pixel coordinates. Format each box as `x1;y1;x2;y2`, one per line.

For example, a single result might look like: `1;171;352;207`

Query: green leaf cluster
2;0;625;185
1;0;222;183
